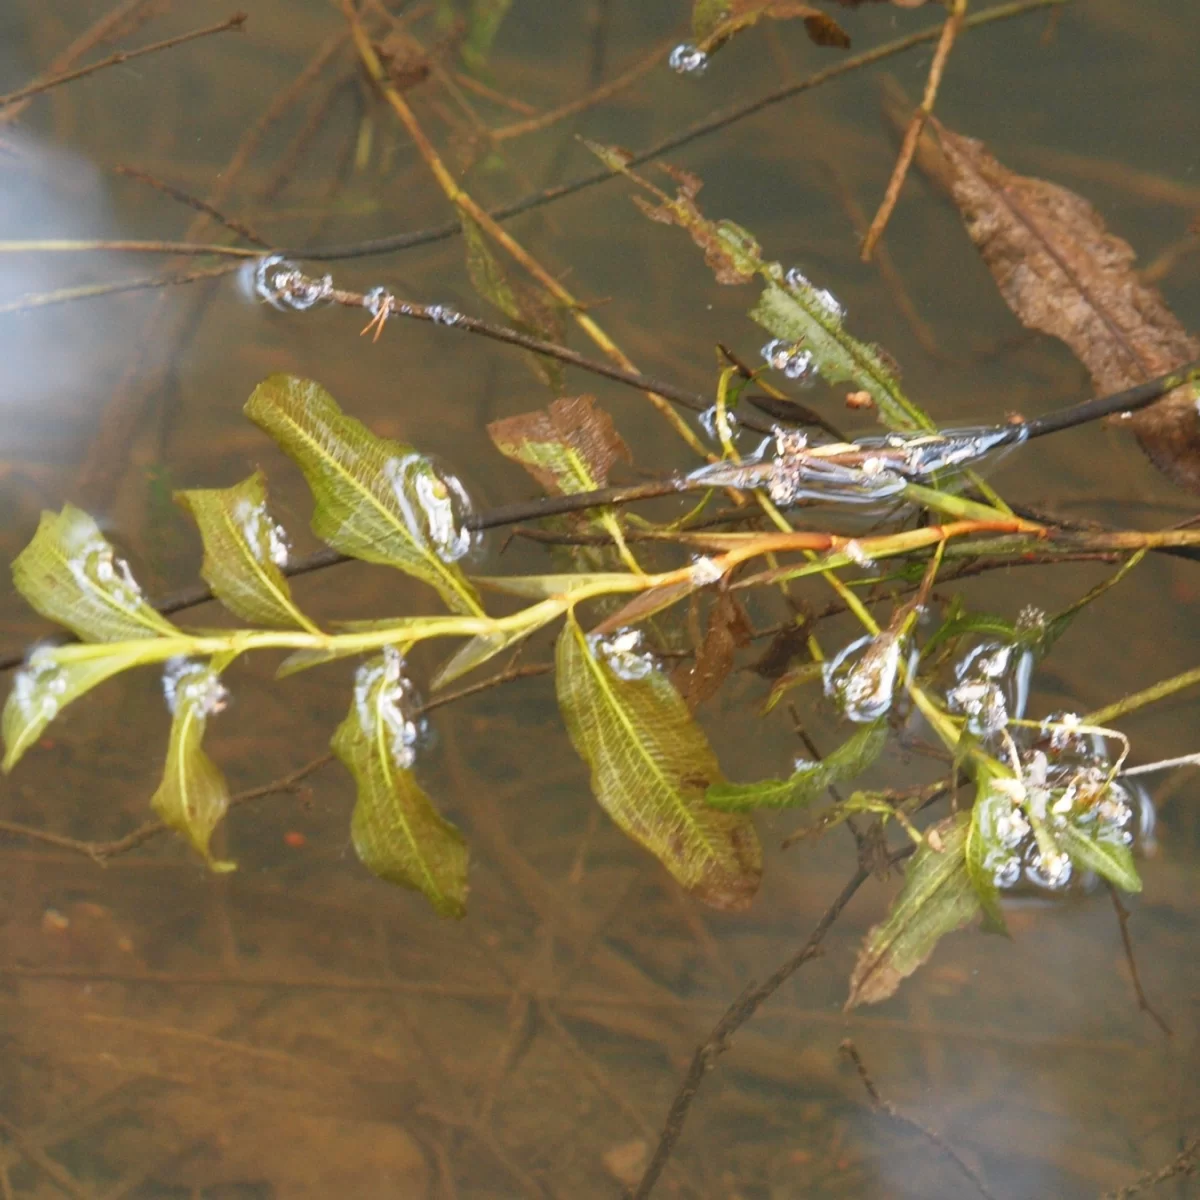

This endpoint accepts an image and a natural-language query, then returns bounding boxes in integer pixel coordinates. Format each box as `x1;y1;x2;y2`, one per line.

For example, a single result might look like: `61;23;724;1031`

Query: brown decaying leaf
694;2;850;55
487;395;631;496
931;119;1200;491
680;591;754;712
630;163;760;286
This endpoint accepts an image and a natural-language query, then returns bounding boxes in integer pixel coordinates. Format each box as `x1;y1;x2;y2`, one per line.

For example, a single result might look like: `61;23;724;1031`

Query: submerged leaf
176;471;315;631
333;648;468;916
930;120;1200;490
488;395;631;496
846;814;980;1009
460;0;513;71
555;614;761;910
151;659;235;870
3;646;149;772
12;505;179;643
245;375;482;615
679;590;753;712
707;719;887;810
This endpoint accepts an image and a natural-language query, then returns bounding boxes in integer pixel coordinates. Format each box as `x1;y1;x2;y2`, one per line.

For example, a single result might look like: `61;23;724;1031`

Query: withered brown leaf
931;119;1200;491
680;590;754;712
487;395;631;497
693;2;850;56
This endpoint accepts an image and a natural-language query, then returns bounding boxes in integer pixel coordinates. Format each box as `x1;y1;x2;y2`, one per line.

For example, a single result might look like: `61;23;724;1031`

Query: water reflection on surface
1;2;1199;1197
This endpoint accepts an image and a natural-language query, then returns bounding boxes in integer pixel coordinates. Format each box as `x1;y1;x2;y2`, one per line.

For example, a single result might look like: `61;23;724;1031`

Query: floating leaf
846;814;980;1009
692;1;850;56
11;505;179;643
929;120;1200;491
707;719;887;810
151;659;235;871
488;395;631;497
750;282;926;431
245;375;482;615
555;614;761;910
1057;823;1142;894
590;148;929;432
175;471;316;631
333;648;468;916
2;646;150;772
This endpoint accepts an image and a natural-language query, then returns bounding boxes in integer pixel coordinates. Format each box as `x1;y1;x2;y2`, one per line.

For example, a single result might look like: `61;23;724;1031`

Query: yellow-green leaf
707;720;887;810
555;614;761;911
151;659;235;871
12;505;179;643
1058;823;1142;894
847;814;979;1009
333;648;468;916
175;471;316;631
244;375;483;616
2;645;148;772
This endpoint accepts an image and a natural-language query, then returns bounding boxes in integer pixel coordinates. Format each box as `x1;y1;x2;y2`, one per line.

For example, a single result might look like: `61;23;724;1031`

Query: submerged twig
114;164;269;246
0;13;248;110
1101;1137;1200;1200
839;1039;999;1200
1106;884;1172;1037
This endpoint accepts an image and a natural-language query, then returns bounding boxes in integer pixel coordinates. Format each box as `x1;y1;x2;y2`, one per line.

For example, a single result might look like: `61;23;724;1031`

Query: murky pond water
2;2;1200;1197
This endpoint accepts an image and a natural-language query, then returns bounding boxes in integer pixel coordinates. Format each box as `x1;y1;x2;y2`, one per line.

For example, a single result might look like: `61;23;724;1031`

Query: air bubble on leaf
10;650;67;725
823;631;902;723
668;43;708;75
353;645;426;768
232;497;290;568
842;539;876;569
784;267;811;292
383;454;477;564
162;658;228;718
1024;843;1072;890
587;627;657;682
991;854;1022;888
760;337;817;384
698;404;745;447
65;525;144;614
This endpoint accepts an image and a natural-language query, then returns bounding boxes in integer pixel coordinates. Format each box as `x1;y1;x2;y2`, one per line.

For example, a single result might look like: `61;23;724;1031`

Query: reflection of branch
839;1039;999;1200
0;14;248;110
631;865;870;1198
1107;883;1172;1037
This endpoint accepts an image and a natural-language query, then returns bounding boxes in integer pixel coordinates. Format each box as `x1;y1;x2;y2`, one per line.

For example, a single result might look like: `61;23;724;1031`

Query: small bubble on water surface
668;43;708;75
588;628;658;682
162;658;228;717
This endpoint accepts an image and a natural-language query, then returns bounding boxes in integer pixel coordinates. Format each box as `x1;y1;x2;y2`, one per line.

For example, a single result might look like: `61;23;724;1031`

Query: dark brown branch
0;13;248;110
630;865;871;1199
839;1039;999;1200
1106;883;1172;1038
114;164;268;247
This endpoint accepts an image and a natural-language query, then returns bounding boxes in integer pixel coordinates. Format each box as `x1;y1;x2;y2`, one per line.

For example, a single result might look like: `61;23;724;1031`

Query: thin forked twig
0;1112;93;1200
839;1039;999;1200
1101;1137;1200;1200
114;164;269;247
861;0;966;261
0;13;248;110
1106;883;1172;1038
630;865;870;1198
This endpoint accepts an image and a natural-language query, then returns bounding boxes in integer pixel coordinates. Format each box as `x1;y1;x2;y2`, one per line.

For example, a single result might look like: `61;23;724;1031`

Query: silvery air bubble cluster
667;43;708;75
383;453;478;563
587;628;659;682
162;658;229;718
352;645;427;768
253;255;334;312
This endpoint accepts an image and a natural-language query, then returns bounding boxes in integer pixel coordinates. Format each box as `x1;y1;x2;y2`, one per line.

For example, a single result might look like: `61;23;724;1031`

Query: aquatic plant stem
1084;664;1200;728
344;4;711;459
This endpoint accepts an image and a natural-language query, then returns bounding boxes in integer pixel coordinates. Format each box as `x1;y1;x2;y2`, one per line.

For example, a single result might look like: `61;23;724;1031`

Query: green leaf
750;281;928;432
555;614;762;910
847;814;980;1009
1058;823;1142;893
11;505;179;643
2;645;148;772
244;375;483;616
333;649;468;916
964;771;1010;935
706;720;887;810
460;0;513;71
175;471;316;631
431;597;567;689
150;659;235;871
